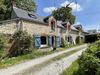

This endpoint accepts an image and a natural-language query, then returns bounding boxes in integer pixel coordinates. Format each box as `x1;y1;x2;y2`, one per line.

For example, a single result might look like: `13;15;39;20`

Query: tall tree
52;6;76;25
0;0;37;21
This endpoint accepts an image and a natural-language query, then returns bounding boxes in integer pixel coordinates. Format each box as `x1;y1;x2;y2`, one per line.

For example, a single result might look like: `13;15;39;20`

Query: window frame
40;36;48;47
51;21;55;31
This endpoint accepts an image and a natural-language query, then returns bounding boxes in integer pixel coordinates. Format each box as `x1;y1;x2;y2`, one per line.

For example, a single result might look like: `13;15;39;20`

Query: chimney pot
12;2;16;7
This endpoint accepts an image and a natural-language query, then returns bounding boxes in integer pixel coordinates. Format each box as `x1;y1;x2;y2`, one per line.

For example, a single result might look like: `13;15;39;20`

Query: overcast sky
34;0;100;30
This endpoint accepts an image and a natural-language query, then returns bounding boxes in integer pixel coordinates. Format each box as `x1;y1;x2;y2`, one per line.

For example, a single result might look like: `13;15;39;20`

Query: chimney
12;2;16;7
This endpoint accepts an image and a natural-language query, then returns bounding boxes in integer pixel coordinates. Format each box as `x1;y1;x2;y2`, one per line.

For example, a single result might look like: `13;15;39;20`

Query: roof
0;18;19;23
57;21;65;28
12;7;67;28
61;20;69;25
71;25;78;31
85;32;100;36
43;14;53;21
13;6;47;24
74;25;82;28
87;29;97;34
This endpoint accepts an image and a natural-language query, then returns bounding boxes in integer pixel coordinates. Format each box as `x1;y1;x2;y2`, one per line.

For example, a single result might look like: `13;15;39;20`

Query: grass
0;43;86;69
61;60;79;75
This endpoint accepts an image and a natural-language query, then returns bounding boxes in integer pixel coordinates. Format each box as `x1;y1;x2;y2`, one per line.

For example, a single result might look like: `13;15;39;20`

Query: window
28;13;37;19
68;26;70;30
41;36;47;47
68;37;70;42
51;21;55;31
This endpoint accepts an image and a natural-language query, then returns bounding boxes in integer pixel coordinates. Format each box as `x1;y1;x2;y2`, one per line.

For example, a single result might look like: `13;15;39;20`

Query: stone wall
23;21;61;36
0;20;20;34
69;30;79;44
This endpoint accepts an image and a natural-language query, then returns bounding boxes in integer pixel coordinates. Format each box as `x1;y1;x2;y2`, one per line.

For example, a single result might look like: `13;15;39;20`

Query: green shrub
0;34;7;58
32;34;35;49
13;31;33;56
60;37;68;48
76;36;81;44
78;39;100;75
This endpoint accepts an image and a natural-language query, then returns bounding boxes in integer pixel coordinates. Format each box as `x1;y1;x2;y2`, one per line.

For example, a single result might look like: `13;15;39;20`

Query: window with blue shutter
34;34;40;48
56;36;60;48
49;36;52;46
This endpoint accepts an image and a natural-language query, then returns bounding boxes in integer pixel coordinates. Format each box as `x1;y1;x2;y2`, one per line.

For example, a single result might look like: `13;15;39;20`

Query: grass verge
61;60;79;75
61;46;86;75
0;44;86;69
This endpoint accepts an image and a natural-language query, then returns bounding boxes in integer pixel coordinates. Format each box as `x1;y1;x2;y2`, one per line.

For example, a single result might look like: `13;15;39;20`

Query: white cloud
74;22;81;25
61;1;69;7
76;22;81;25
61;1;83;12
43;7;57;13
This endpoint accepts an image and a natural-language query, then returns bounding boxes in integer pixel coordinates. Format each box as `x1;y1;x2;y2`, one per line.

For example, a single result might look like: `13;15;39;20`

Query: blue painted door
56;36;60;48
34;34;40;48
49;36;52;46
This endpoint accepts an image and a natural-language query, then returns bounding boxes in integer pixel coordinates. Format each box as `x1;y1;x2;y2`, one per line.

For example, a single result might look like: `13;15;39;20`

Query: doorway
52;36;55;45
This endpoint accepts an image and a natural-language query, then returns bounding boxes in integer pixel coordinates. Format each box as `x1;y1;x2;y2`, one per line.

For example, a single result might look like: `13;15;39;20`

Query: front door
52;36;54;45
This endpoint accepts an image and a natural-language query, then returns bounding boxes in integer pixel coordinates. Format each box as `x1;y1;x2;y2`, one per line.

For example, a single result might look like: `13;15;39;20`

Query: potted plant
53;43;57;50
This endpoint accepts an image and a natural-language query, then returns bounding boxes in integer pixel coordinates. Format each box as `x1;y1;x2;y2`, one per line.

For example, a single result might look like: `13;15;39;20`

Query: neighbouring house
0;2;89;50
85;29;100;43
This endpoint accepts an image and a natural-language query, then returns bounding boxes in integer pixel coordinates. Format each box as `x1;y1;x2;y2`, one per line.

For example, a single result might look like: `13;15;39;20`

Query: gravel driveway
28;48;86;75
0;44;87;75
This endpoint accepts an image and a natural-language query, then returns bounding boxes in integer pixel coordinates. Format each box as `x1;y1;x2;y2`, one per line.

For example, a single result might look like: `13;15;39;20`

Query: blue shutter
56;36;60;48
65;35;68;42
71;37;73;44
34;34;40;48
49;36;52;46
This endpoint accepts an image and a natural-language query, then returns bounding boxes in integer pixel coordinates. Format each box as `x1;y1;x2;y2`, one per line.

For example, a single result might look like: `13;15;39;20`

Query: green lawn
0;44;85;69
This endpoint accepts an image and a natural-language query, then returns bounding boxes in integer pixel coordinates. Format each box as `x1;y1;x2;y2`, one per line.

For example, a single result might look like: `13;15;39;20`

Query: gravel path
0;44;87;75
28;48;87;75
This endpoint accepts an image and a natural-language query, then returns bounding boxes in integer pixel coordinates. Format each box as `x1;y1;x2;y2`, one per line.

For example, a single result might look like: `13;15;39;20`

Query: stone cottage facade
0;3;88;48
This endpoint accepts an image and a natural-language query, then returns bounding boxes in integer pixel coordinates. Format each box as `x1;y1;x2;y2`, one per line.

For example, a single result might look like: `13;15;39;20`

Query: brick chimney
12;1;16;7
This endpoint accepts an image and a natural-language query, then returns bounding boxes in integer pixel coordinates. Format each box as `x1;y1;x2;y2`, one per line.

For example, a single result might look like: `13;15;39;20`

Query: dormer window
67;24;71;31
51;21;55;31
68;26;70;30
28;13;37;19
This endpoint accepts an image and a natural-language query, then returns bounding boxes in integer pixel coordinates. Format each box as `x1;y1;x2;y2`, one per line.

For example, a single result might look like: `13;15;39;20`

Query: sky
34;0;100;31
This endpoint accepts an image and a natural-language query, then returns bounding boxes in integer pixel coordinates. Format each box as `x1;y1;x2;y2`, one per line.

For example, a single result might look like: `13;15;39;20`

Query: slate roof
43;14;53;21
13;6;46;24
87;29;97;34
74;25;82;28
57;21;65;28
0;18;19;23
71;25;79;31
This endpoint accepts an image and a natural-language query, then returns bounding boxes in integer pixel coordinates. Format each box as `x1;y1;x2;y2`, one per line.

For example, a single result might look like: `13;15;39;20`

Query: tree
0;0;37;21
76;36;81;44
52;6;76;25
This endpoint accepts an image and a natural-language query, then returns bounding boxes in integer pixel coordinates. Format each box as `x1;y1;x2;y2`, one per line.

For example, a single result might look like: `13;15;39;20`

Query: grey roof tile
13;7;46;24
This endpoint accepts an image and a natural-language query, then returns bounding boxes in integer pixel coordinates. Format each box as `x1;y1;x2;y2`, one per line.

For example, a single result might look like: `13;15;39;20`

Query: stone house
0;3;88;49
